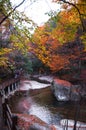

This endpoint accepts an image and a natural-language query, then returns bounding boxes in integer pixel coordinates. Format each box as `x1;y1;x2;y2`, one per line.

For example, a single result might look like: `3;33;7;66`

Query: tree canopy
0;0;86;77
0;0;36;77
31;0;86;72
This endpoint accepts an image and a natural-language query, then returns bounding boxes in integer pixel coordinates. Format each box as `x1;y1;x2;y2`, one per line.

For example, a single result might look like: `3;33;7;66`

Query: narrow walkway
0;77;20;130
0;97;8;130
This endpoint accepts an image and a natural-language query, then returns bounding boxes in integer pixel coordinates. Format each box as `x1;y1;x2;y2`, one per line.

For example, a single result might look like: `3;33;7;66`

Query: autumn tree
32;24;69;72
52;0;86;30
52;0;86;47
0;0;36;78
0;0;26;25
31;0;86;73
0;13;13;76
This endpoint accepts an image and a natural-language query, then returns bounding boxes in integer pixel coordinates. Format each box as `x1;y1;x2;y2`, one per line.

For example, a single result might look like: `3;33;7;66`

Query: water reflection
9;80;86;127
17;96;62;125
29;104;52;123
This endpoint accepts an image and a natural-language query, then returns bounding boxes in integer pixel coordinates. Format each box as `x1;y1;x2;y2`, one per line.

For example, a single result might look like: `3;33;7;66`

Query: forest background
0;0;86;83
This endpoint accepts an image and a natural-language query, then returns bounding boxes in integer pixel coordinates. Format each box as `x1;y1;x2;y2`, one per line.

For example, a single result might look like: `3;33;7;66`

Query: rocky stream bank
7;75;86;130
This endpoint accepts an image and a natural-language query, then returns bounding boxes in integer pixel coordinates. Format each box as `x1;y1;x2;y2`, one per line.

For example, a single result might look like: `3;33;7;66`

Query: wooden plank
6;118;12;130
6;111;12;126
6;104;12;117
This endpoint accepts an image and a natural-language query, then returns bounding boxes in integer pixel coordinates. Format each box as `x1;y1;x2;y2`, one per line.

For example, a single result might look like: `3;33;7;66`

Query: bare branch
0;0;26;25
61;0;86;31
53;0;86;31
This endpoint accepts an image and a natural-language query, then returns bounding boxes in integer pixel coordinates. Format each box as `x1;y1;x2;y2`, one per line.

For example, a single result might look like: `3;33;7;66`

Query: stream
8;77;86;129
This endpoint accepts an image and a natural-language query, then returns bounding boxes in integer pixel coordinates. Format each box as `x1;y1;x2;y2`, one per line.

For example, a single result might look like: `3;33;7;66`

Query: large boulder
51;78;82;101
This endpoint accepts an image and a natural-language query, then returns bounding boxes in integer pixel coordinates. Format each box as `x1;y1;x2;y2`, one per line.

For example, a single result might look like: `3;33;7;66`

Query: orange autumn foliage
32;25;70;72
31;0;86;72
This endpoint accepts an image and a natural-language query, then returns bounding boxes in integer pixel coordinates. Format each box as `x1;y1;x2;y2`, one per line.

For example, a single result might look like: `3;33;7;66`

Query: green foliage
0;0;36;76
0;0;12;14
80;33;86;49
13;54;33;74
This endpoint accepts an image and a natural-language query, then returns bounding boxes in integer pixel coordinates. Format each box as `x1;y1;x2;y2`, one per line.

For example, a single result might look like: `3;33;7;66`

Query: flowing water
8;79;86;127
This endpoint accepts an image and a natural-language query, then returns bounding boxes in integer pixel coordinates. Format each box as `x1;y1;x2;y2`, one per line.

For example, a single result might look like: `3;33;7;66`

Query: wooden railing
0;78;20;130
2;98;18;130
0;78;20;101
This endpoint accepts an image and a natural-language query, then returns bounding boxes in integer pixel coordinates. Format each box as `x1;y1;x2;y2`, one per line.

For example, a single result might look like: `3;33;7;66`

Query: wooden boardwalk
0;78;20;130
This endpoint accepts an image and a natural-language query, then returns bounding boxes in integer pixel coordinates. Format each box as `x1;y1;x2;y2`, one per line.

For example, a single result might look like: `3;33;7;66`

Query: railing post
2;98;8;125
12;114;18;130
8;86;10;96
